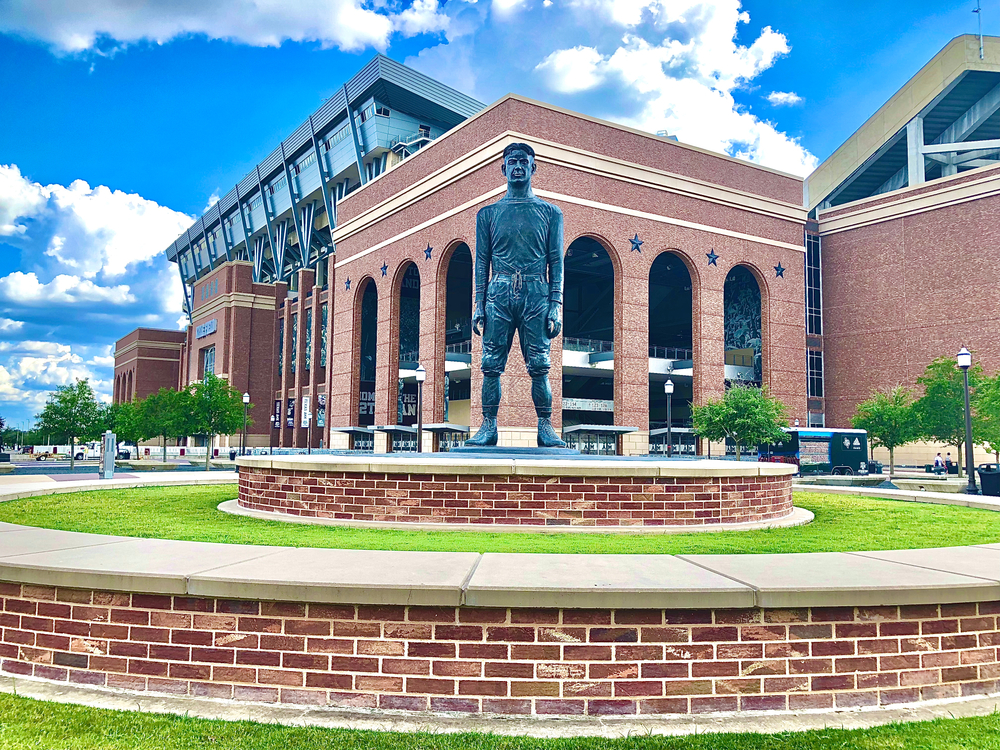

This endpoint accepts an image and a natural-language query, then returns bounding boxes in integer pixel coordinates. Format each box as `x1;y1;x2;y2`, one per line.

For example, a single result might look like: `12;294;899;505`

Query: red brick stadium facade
237;465;793;527
118;38;1000;451
3;583;998;716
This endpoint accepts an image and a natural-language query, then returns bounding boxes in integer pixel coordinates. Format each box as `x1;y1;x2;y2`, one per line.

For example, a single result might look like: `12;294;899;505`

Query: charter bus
759;429;870;475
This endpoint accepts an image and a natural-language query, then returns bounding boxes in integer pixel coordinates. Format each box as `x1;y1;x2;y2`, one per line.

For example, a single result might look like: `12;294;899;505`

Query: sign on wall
286;398;295;428
301;396;312;428
358;381;375;426
195;319;218;339
398;383;417;426
272;400;281;429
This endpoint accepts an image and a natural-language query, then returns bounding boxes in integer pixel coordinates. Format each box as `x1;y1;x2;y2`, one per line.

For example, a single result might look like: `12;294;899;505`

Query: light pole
664;379;674;457
241;392;250;457
957;348;979;494
415;364;426;453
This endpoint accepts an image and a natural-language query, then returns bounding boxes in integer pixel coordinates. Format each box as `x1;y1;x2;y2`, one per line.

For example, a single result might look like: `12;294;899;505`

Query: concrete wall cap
237;454;797;478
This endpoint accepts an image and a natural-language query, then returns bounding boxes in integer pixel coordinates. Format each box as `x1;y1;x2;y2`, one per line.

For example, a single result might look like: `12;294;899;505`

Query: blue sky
0;0;990;425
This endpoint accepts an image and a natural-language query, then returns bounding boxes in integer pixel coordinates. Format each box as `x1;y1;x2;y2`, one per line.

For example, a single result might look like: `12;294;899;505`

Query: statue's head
501;142;536;188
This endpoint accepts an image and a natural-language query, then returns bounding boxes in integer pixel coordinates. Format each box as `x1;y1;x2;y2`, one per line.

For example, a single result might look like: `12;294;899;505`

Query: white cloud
0;0;449;54
0;272;135;306
0;164;194;279
536;46;606;93
394;0;450;36
204;192;220;212
414;0;817;176
532;1;815;175
0;164;47;236
767;90;802;106
0;318;24;333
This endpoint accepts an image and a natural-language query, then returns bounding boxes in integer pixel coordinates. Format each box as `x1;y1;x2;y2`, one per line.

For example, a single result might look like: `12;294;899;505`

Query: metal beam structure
165;54;484;305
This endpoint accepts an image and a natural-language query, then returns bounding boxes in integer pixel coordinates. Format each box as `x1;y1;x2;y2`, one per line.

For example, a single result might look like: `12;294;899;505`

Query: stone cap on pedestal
236;454;798;478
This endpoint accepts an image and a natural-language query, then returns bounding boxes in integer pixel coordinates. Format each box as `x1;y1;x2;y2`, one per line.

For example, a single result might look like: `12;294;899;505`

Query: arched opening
648;251;695;455
355;278;378;450
561;236;615;451
126;371;134;402
394;263;421;451
441;243;472;448
724;265;763;387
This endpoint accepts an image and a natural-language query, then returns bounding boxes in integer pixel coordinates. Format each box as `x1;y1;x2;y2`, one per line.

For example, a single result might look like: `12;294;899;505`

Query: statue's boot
537;417;567;448
466;417;499;447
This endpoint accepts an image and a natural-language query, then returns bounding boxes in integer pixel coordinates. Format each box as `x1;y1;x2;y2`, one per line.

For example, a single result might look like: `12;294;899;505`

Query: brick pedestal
238;466;793;527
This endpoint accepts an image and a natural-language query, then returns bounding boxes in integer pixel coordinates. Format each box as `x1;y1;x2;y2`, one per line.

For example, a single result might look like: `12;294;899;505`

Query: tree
99;401;142;456
189;374;251;469
35;380;101;470
137;388;188;462
912;356;984;477
0;415;5;450
691;384;789;461
976;372;1000;463
851;385;919;476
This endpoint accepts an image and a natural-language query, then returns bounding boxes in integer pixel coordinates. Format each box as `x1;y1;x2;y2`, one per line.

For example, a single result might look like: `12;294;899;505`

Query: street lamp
415;364;426;453
664;379;674;457
957;348;979;494
241;392;251;457
794;418;800;428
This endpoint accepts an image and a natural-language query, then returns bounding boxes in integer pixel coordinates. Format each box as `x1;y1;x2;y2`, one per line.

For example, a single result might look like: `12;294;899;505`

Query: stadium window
805;233;822;336
305;308;313;372
201;346;216;380
376;105;390;117
320;304;328;368
808;350;824;398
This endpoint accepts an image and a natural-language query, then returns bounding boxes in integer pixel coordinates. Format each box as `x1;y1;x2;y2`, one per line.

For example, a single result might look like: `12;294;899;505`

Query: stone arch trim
434;239;474;424
349;276;377;429
726;261;771;391
385;260;421;425
647;246;701;420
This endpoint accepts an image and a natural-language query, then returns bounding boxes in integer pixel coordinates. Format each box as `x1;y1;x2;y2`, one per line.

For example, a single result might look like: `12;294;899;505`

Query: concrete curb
2;672;999;738
219;499;816;535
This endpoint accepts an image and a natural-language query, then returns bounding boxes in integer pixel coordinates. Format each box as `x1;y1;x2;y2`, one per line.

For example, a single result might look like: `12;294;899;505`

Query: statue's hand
472;303;486;337
545;302;562;339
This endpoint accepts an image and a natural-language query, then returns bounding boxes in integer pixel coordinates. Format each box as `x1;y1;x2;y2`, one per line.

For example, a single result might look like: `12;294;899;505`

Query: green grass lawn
1;692;999;749
0;486;998;554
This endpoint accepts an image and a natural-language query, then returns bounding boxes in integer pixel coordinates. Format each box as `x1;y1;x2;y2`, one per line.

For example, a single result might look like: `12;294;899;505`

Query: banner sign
286;398;295;428
272;400;281;429
317;395;326;428
195;319;217;339
301;396;312;428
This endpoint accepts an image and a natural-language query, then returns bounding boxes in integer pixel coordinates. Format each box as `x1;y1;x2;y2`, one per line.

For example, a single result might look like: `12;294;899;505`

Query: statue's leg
466;283;512;447
521;283;566;448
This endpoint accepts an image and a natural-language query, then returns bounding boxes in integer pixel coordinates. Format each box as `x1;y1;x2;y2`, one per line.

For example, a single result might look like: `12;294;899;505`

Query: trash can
867;460;883;475
977;464;1000;497
229;449;237;461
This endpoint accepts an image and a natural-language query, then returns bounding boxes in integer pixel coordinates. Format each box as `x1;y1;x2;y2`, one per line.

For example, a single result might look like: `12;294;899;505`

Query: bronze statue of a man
466;143;567;448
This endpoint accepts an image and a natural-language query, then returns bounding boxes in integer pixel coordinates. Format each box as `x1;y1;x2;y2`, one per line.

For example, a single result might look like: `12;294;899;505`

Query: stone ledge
238;454;798;478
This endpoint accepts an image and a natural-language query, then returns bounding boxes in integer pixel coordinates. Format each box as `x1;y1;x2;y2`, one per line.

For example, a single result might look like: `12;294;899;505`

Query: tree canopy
189;374;252;468
912;356;984;476
35;380;101;469
691;384;789;461
851;385;919;475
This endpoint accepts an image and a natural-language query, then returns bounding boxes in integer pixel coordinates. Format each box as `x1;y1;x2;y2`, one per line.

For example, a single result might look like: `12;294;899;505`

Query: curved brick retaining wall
2;585;998;715
237;457;795;527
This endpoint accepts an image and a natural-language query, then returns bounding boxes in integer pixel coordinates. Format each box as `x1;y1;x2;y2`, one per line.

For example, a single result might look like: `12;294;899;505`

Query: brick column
616;245;649;456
